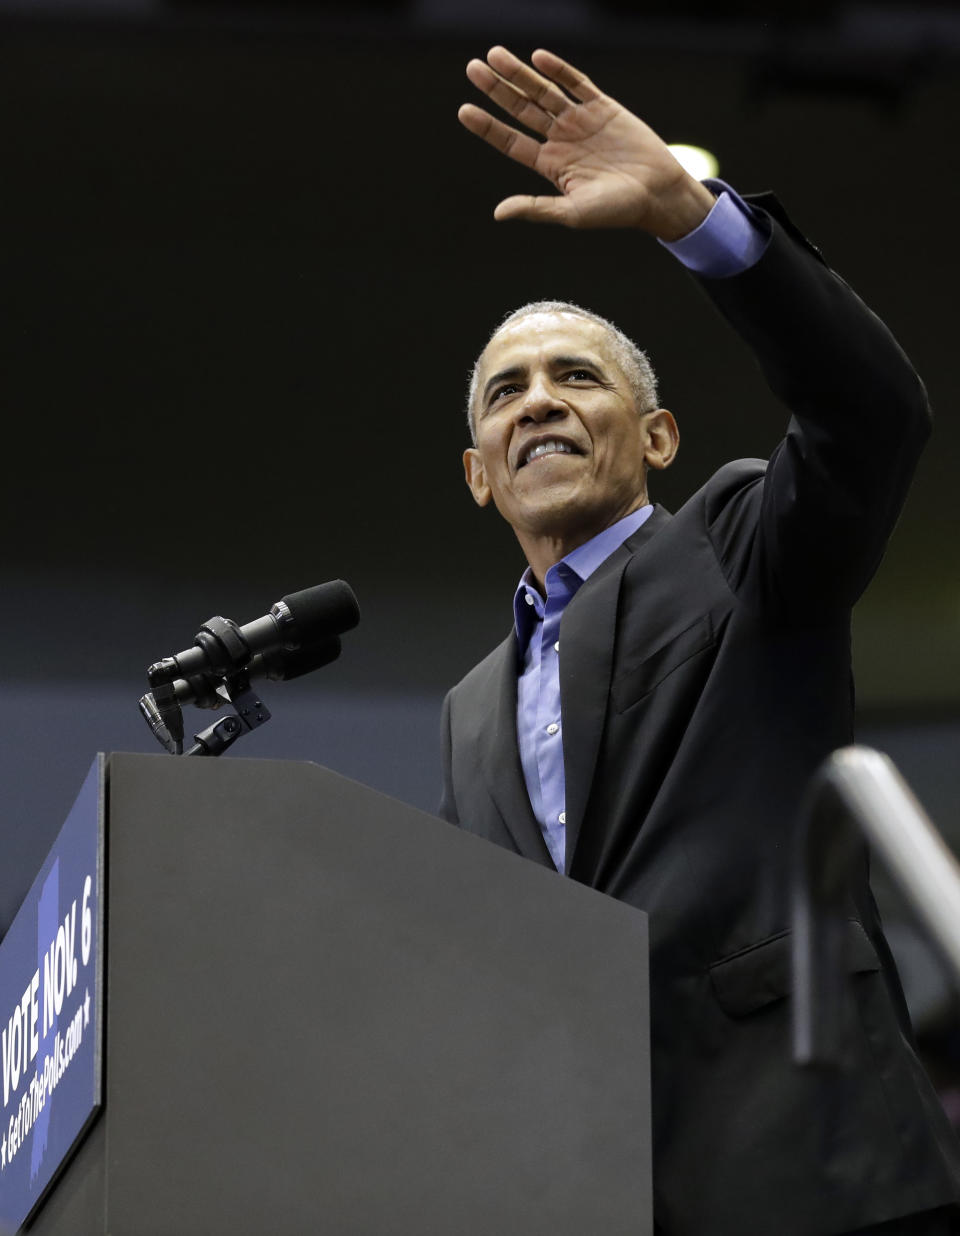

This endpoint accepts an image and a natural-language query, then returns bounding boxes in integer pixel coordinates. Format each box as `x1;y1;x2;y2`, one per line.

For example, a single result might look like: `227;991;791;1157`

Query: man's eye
493;383;520;402
566;369;595;382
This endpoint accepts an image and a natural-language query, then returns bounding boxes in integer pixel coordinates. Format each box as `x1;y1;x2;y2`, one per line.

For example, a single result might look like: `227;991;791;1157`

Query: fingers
530;48;601;104
458;46;605;226
494;195;569;226
462;45;595;139
465;57;554;138
485;46;572;116
457;103;542;171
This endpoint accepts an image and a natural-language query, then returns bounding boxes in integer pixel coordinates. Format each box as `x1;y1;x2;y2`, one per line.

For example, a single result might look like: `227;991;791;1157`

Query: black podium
30;753;651;1235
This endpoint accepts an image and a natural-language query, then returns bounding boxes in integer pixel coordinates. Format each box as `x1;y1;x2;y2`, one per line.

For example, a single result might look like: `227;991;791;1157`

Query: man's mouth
517;439;582;469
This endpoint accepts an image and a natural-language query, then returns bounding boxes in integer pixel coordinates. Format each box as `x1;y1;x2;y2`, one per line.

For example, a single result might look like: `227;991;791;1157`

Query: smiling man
439;45;960;1236
464;306;678;586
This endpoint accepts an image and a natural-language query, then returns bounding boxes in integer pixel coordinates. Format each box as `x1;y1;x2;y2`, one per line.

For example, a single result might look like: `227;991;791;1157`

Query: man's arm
696;200;931;610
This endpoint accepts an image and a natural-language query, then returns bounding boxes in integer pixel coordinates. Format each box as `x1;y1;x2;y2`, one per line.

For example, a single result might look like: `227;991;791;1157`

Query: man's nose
518;376;566;423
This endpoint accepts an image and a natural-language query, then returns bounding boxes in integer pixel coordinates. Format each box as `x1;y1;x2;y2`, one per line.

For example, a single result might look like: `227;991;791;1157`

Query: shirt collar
512;504;653;645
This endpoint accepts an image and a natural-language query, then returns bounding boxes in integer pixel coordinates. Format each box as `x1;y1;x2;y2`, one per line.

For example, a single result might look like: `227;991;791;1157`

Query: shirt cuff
659;178;772;278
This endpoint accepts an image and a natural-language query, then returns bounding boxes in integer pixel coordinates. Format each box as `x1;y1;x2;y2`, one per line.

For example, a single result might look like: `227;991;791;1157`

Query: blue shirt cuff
659;179;772;278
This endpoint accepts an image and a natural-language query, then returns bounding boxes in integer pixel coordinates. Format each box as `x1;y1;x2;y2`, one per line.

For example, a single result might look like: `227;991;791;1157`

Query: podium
25;753;651;1235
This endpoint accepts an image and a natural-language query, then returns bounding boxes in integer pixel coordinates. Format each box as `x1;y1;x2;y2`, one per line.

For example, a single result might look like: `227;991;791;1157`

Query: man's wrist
653;176;718;242
659;180;772;278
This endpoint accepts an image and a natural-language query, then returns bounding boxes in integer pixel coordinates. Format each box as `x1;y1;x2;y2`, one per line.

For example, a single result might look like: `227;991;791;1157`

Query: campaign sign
0;756;103;1235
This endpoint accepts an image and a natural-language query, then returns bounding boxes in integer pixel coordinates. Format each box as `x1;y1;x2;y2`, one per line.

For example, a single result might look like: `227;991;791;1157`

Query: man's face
464;312;672;549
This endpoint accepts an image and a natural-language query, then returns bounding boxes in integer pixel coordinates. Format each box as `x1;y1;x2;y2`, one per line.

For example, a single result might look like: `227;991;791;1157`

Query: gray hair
465;300;659;445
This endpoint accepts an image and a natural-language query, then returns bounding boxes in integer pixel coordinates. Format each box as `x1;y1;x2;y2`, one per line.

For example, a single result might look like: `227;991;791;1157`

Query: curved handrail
793;745;960;1066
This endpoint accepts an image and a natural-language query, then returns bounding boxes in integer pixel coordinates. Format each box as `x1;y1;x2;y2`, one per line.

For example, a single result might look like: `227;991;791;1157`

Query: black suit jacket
440;197;960;1235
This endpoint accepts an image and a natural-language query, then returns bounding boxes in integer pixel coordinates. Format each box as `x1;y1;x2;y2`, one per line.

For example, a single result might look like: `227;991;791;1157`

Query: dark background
1;1;958;1035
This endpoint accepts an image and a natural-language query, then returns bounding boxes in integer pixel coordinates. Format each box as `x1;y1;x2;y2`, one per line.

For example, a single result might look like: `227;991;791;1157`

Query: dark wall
1;17;958;698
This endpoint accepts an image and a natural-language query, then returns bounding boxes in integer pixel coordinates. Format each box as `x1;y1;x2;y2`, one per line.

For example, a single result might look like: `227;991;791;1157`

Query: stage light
667;144;720;181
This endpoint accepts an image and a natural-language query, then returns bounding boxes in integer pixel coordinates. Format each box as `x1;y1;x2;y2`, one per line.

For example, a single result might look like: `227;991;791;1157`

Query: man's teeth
525;441;574;465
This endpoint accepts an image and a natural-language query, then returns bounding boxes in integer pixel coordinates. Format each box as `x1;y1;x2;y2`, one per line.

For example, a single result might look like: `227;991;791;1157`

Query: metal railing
793;745;960;1066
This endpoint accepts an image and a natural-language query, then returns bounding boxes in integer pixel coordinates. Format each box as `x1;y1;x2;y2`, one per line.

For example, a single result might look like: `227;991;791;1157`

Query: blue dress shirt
514;507;654;871
513;182;771;872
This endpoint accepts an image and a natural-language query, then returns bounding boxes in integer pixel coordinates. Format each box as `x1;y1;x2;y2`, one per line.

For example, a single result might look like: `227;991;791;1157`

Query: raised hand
458;46;716;241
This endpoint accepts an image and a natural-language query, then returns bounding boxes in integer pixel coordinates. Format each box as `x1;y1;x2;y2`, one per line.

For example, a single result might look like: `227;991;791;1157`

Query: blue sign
0;756;103;1235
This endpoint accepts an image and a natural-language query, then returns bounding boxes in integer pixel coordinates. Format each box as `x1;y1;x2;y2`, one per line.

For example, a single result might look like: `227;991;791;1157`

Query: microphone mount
182;669;272;757
142;656;270;758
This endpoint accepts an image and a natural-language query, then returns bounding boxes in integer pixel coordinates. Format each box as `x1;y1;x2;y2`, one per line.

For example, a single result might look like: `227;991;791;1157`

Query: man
440;45;960;1236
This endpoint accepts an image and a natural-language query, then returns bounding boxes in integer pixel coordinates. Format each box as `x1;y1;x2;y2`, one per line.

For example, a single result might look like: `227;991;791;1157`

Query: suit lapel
560;506;669;873
477;633;555;868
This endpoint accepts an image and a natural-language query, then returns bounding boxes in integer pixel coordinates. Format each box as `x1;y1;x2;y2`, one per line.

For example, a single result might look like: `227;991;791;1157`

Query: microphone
171;635;343;709
148;580;359;686
139;639;343;751
141;581;359;754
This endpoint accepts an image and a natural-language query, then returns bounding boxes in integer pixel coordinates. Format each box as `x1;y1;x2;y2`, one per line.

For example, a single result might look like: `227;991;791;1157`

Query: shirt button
524;593;534;606
546;723;559;735
554;641;560;652
558;812;566;825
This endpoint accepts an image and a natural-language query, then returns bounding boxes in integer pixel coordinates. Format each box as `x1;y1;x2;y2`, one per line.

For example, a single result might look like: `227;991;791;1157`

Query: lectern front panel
32;753;651;1235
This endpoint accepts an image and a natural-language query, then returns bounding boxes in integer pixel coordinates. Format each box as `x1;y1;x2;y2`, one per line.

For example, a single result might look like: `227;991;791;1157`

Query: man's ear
643;409;680;472
463;447;492;507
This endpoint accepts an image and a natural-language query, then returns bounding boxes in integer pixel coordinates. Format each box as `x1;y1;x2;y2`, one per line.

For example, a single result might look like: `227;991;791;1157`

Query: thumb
493;194;570;225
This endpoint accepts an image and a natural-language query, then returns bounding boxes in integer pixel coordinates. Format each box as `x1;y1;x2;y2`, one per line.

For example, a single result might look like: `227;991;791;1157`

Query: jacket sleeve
695;193;931;612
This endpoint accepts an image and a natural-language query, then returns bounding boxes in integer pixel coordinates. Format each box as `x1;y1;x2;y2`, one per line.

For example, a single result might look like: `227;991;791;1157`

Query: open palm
458;47;714;240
